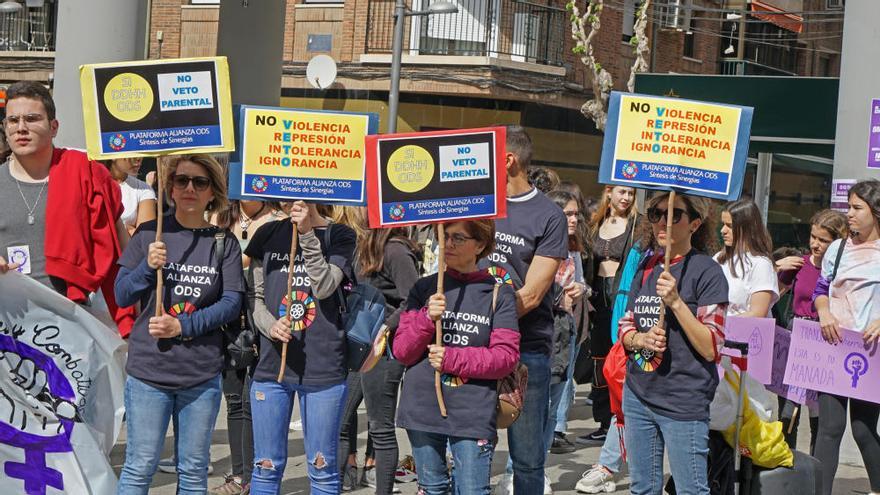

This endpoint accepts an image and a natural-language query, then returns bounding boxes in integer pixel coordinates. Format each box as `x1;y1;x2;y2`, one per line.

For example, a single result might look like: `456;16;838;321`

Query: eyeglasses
3;113;46;129
171;174;212;191
445;233;475;247
647;207;689;224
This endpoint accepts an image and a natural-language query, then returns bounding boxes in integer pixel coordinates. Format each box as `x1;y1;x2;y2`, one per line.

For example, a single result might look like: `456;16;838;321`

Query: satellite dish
306;55;338;90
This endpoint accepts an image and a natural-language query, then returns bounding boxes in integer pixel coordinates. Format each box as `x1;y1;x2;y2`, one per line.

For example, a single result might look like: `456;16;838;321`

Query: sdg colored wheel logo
251;176;269;194
108;133;127;151
279;291;317;332
487;266;514;286
622;162;639;179
389;204;406;221
168;301;197;317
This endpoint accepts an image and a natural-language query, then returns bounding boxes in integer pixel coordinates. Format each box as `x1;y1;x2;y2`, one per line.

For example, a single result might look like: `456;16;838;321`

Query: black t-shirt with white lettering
478;188;568;355
120;216;244;389
246;220;356;386
396;271;519;439
626;251;728;421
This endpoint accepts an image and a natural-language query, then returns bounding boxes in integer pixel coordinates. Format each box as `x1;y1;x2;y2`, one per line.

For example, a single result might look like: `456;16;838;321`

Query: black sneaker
576;428;608;444
550;433;577;454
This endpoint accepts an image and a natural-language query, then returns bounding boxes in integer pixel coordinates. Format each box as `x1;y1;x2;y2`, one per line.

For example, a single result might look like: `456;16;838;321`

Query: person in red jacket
393;219;520;495
0;81;133;335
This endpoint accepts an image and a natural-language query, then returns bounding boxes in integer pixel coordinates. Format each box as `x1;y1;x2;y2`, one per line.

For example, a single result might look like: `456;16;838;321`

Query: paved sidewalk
110;384;871;494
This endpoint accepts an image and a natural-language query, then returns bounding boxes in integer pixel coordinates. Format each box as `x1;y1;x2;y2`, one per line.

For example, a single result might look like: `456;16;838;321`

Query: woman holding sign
393;219;520;495
246;200;356;494
619;192;728;495
812;179;880;495
114;154;245;494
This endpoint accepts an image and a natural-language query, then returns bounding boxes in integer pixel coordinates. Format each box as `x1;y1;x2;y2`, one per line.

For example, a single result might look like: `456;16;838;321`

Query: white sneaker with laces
492;473;513;495
544;474;553;494
289;419;302;431
575;465;616;493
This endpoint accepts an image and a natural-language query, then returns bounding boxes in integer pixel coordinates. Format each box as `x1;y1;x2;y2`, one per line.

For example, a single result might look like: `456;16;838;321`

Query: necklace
239;203;267;240
14;177;48;225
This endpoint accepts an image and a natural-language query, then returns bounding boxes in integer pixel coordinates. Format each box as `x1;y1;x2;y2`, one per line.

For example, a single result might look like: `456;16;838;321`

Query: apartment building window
683;18;695;58
418;0;489;56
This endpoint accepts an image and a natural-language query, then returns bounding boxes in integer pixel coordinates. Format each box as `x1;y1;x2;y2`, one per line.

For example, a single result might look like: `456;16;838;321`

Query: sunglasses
171;174;212;191
647;207;689;224
445;233;475;247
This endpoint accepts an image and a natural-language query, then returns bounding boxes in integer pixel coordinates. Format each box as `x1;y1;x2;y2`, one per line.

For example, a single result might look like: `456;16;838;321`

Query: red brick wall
149;0;188;59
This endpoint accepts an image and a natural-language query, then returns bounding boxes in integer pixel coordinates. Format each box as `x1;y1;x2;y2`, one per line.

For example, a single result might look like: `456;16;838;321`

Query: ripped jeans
250;379;347;495
406;430;495;495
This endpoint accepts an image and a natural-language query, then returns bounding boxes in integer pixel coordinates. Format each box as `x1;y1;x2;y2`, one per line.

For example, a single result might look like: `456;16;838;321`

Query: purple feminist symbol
844;352;869;389
0;333;78;494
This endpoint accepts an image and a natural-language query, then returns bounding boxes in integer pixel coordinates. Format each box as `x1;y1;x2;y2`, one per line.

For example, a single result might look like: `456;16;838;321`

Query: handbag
491;283;529;429
214;232;259;370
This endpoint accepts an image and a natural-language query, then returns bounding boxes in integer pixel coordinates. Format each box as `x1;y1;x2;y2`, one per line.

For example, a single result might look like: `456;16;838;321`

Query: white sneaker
544;474;553;494
289;419;302;431
575;465;616;493
492;473;513;495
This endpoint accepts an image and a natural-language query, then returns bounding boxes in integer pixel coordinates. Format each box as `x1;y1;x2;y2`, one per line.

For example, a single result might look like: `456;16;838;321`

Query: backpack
322;224;388;372
492;283;529;429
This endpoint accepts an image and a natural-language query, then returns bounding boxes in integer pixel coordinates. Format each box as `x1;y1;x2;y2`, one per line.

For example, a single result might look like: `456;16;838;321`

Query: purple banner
783;319;880;404
722;316;775;384
869;98;880;169
767;326;818;408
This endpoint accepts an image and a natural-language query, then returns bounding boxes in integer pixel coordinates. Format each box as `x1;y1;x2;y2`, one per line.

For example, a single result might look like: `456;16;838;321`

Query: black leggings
813;392;880;495
588;277;615;429
338;371;374;466
222;367;254;483
777;396;818;454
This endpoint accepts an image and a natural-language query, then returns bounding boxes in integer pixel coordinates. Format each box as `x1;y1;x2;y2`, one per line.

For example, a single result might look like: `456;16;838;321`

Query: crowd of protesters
1;79;879;495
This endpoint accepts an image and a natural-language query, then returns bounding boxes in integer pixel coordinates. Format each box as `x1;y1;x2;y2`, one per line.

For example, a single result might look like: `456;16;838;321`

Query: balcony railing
0;4;56;52
719;59;796;77
366;0;566;67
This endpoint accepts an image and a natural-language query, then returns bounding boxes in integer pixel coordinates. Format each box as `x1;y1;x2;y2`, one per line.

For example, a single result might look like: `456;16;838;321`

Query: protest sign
784;319;879;404
229;105;379;204
721;316;775;384
366;127;506;228
80;57;235;159
599;91;753;201
0;273;126;494
768;326;818;408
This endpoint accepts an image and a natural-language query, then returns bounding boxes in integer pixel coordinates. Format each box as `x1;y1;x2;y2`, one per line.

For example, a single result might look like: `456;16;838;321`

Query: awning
749;0;804;34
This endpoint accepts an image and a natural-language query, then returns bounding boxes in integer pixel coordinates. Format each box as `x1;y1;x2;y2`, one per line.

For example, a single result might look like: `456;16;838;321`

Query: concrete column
216;0;286;106
52;0;147;149
755;152;772;223
832;0;880;182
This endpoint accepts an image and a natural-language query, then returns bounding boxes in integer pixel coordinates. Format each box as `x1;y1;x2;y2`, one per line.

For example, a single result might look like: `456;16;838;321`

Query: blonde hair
589;185;638;234
163;154;229;213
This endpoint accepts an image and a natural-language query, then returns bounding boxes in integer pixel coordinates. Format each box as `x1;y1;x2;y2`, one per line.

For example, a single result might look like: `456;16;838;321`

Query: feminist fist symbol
844;352;869;389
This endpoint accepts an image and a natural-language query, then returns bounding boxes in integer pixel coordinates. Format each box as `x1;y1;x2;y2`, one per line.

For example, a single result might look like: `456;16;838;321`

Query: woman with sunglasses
812;179;880;495
394;220;520;495
620;193;727;495
714;199;778;319
582;185;638;443
246;200;356;494
115;154;245;494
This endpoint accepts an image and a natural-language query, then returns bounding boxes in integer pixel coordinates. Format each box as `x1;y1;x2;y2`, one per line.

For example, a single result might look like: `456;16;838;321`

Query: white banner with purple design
0;272;126;494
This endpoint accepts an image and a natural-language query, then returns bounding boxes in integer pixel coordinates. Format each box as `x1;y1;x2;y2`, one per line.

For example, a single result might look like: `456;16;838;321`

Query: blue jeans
505;351;551;494
250;379;347;495
623;384;709;495
554;331;579;433
407;430;495;495
117;374;222;495
598;415;624;473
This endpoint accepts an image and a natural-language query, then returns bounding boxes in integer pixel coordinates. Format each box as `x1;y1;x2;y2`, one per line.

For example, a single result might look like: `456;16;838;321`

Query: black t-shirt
626;251;728;421
246;220;356;385
478;188;568;355
396;271;519;439
119;216;244;389
356;239;420;332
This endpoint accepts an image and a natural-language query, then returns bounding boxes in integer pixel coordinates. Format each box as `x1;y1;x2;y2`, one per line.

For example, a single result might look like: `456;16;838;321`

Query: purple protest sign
722;316;775;384
783;319;880;404
767;326;818;408
868;98;880;169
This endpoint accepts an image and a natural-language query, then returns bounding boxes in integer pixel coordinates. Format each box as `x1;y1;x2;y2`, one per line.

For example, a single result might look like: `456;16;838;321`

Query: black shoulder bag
215;232;259;370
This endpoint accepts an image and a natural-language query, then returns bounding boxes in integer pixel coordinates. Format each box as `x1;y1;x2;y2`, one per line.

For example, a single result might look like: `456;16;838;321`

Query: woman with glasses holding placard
115;154;245;494
620;193;728;495
393;219;520;495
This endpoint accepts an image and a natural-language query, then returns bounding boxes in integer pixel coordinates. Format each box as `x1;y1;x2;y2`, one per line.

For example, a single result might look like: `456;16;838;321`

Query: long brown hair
589;185;637;235
716;198;773;278
636;192;718;254
547;190;584;252
214;199;283;230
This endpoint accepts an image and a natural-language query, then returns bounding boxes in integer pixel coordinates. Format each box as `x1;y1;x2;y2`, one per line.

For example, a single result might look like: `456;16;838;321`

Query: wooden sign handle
154;157;166;318
277;223;299;382
434;223;448;417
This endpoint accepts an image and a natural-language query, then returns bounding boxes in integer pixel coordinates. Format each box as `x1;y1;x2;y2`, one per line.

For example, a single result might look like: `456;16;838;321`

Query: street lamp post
387;0;458;133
